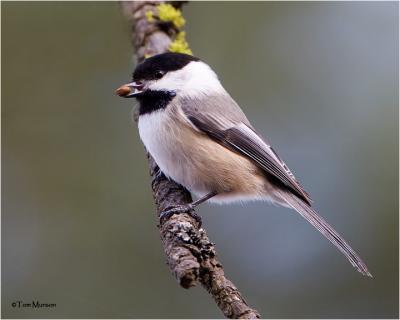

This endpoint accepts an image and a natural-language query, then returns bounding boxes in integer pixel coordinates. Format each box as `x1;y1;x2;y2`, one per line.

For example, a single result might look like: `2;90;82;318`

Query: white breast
138;109;199;192
138;110;174;172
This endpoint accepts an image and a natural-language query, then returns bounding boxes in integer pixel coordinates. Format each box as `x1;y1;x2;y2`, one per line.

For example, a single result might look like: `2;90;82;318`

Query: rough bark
119;2;261;319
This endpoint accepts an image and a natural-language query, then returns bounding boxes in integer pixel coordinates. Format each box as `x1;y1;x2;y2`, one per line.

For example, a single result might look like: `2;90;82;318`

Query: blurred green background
2;1;398;318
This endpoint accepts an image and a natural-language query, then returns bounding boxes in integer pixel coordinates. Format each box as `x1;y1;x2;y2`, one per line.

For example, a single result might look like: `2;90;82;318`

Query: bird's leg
159;191;217;226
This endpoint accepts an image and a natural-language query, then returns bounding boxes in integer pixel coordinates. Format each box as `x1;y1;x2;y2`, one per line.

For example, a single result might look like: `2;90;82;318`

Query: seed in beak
115;85;131;97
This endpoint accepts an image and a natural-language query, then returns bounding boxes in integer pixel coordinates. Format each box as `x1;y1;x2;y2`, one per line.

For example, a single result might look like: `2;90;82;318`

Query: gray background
2;1;398;318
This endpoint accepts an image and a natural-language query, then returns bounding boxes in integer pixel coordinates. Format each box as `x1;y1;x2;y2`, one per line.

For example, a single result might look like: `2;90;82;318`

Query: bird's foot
159;204;202;227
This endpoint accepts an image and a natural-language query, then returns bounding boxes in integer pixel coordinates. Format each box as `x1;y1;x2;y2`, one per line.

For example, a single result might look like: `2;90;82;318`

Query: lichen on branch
145;3;192;55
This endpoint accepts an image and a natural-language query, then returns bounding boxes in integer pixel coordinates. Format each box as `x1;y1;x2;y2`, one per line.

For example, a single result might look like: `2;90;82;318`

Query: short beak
115;81;144;98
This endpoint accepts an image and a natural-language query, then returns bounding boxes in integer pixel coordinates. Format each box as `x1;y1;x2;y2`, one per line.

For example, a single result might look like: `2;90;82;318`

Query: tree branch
119;2;261;318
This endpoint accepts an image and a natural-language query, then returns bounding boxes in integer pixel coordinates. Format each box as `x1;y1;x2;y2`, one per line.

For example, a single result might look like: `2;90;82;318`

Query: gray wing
180;96;374;277
180;94;312;205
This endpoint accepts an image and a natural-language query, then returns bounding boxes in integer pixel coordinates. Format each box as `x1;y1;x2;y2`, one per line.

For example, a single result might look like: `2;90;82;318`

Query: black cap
133;52;200;81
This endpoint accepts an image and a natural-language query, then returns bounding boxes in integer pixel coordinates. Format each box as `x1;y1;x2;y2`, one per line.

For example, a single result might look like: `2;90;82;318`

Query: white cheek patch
148;72;185;92
147;61;226;98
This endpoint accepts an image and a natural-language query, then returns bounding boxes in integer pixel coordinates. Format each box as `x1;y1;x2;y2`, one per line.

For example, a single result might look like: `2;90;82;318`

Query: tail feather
278;191;372;277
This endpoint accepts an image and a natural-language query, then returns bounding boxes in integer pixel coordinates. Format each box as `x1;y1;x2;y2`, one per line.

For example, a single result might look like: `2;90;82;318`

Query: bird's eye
155;71;164;79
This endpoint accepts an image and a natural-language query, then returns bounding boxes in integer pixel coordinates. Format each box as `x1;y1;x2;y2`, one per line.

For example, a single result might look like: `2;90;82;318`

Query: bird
116;52;372;277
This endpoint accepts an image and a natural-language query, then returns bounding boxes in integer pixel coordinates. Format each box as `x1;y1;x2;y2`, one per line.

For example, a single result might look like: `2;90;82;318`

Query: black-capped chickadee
117;52;371;277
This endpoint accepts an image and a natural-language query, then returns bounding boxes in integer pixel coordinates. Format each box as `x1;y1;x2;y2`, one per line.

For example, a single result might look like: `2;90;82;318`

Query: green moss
156;3;185;28
145;10;154;22
168;31;192;55
146;3;192;56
